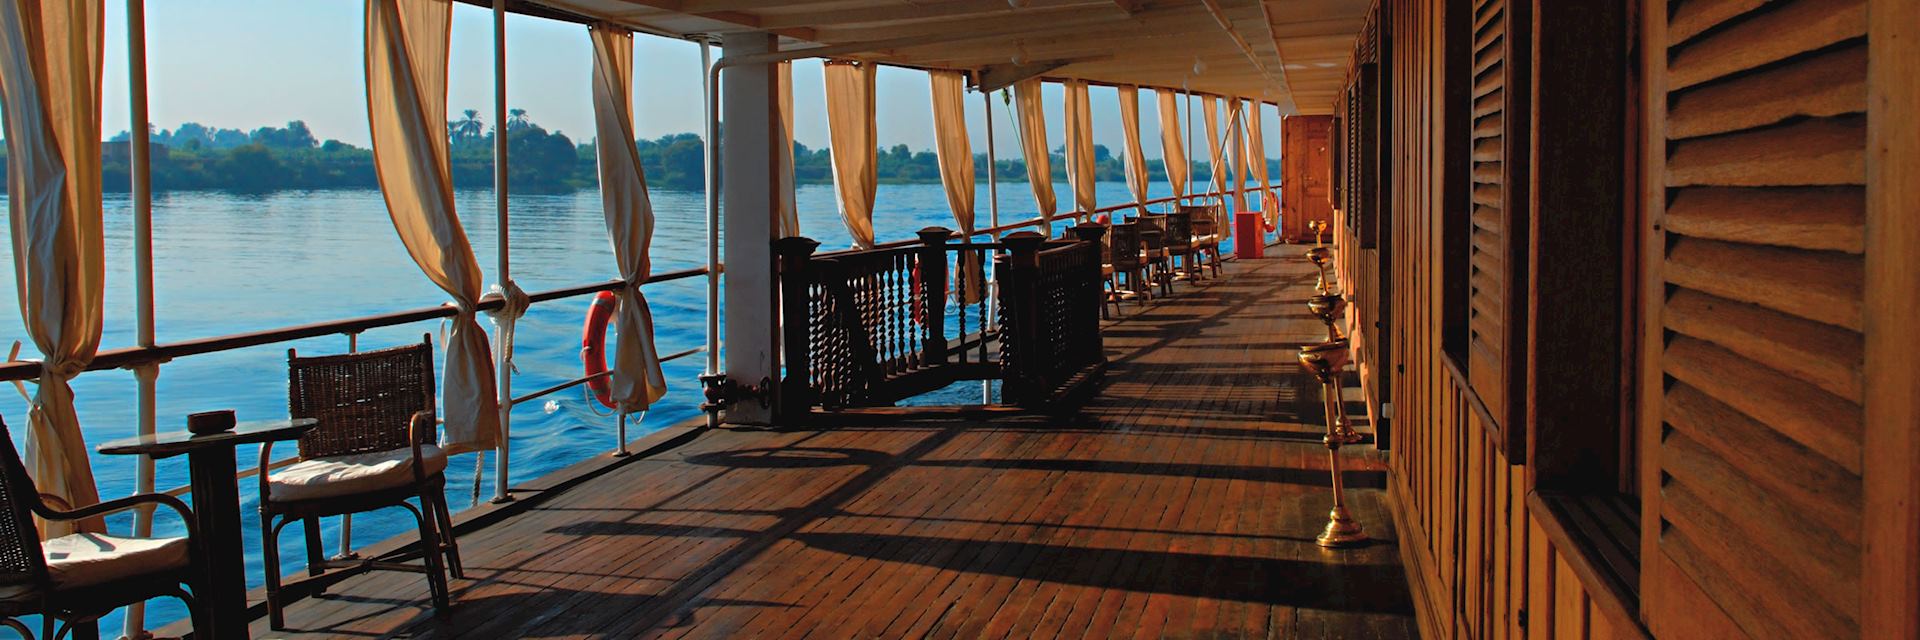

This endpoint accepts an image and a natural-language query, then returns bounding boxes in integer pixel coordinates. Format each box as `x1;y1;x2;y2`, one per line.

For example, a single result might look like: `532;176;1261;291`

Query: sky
94;0;1284;160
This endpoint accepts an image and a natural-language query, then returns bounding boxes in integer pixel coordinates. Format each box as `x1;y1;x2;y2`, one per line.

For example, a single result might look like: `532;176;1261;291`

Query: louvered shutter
1643;0;1867;637
1465;0;1525;426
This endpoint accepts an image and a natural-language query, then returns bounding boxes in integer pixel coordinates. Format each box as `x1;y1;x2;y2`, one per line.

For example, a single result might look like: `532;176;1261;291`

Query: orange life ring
581;291;618;409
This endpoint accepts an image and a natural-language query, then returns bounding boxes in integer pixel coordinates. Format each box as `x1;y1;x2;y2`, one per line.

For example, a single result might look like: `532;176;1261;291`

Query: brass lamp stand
1307;292;1345;342
1299;339;1368;548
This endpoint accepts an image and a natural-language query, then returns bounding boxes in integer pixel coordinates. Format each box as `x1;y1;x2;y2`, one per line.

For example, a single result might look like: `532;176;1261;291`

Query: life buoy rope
581;291;618;410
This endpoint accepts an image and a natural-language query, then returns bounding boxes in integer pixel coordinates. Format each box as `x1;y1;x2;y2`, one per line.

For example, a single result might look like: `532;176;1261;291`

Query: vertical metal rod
491;0;514;503
701;39;720;429
981;89;1000;404
124;1;156;635
335;333;360;560
1183;86;1193;206
615;411;636;456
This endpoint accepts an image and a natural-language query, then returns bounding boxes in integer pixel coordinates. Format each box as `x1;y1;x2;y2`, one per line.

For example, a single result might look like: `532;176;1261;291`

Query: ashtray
187;410;237;435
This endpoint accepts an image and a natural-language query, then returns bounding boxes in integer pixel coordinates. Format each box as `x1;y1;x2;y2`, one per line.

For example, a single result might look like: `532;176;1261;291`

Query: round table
99;418;317;640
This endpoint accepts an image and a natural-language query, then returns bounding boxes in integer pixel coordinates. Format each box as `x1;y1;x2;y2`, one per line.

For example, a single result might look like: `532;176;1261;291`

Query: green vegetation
1;110;1276;194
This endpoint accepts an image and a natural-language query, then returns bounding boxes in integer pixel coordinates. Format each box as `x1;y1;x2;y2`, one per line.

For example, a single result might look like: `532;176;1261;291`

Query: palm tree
507;108;530;132
456;109;484;140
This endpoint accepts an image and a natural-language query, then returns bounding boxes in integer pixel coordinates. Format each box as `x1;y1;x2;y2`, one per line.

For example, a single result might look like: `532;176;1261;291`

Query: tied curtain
1156;89;1187;199
1011;78;1055;229
777;60;798;238
1202;95;1226;203
1061;80;1097;218
0;0;106;536
365;0;499;453
928;70;982;304
588;25;668;412
1116;85;1150;214
823;60;877;249
1243;100;1275;227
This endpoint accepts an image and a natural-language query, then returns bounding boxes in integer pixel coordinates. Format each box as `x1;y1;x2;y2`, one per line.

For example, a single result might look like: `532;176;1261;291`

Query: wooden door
1283;115;1334;243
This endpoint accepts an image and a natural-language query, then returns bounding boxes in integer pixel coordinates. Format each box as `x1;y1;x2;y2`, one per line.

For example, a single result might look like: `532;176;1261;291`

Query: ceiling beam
975;58;1083;93
1198;0;1284;94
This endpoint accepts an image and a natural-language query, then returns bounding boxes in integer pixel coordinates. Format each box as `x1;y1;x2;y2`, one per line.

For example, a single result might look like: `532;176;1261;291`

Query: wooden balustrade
776;226;1107;415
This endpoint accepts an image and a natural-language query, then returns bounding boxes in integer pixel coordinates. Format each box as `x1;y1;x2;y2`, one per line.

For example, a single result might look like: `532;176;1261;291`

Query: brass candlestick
1307;293;1345;342
1305;246;1333;293
1307;220;1327;247
1298;339;1368;549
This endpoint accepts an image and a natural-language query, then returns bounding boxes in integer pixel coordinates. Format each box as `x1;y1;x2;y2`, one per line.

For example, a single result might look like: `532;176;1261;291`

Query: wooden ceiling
516;0;1369;115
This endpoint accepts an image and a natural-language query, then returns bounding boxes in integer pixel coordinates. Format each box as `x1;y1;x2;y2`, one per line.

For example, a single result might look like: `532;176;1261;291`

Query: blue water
0;177;1268;632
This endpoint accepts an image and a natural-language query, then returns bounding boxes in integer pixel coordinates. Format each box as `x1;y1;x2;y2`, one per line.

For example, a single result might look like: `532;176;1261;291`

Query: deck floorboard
241;256;1416;639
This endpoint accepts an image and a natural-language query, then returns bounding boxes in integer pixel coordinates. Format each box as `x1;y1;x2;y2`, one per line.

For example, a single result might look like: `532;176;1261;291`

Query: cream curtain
0;0;106;537
1116;85;1149;214
1243;100;1274;227
928;70;982;303
1202;95;1226;200
1062;80;1097;219
589;25;668;412
823;60;877;249
776;60;799;238
1156;89;1187;199
1011;78;1056;228
366;0;499;453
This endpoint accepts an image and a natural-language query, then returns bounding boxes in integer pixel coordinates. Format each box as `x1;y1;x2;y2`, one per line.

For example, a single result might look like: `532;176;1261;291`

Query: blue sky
97;0;1283;159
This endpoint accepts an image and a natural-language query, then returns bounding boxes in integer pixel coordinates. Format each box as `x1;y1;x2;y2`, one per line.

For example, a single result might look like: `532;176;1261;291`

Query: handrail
0;265;711;382
810;189;1256;260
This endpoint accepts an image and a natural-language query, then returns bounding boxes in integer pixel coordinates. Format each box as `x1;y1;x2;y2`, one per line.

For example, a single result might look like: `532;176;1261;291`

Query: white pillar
701;40;719;429
489;0;513;503
719;33;780;425
125;0;158;637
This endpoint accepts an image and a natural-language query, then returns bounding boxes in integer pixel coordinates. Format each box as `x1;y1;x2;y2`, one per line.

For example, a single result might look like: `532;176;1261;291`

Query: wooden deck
245;255;1416;639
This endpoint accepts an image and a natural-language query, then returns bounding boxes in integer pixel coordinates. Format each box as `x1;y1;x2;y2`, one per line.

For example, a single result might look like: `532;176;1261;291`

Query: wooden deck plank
234;256;1416;639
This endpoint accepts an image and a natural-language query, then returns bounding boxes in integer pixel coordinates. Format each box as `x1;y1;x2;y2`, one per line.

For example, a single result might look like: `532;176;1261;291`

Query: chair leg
303;517;326;577
261;512;287;630
411;498;452;615
430;491;465;579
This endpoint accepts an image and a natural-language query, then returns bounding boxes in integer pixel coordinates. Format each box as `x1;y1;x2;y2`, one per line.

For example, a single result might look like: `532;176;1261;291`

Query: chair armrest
259;437;279;505
408;410;435;484
34;492;197;540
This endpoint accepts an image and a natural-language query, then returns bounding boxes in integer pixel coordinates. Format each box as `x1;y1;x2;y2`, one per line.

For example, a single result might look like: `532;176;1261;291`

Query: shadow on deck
238;255;1415;639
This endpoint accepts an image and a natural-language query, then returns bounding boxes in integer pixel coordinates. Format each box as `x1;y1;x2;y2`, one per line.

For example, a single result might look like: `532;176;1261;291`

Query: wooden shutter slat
1665;383;1862;536
1470;163;1502;184
1659;467;1857;636
1666;236;1863;330
1666;288;1865;401
1471;138;1501;161
1667;116;1866;187
1470;204;1502;231
1664;186;1865;253
1668;44;1866;139
1667;0;1866;89
1664;336;1863;474
1668;0;1770;45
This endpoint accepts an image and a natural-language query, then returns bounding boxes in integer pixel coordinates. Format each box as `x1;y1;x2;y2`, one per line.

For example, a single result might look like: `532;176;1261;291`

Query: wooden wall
1340;0;1920;637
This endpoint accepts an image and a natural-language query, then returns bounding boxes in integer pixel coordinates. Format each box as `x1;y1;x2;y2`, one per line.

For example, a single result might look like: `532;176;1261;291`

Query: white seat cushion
1193;234;1220;246
44;532;190;588
267;444;448;502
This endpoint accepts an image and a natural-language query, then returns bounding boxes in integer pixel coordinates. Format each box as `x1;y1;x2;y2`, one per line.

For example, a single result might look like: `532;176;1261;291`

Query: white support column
981;89;999;404
701;39;719;429
490;0;513;502
719;33;780;425
124;1;157;636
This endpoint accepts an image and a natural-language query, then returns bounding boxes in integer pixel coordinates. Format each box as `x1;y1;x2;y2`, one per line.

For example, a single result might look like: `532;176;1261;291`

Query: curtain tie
485;280;531;373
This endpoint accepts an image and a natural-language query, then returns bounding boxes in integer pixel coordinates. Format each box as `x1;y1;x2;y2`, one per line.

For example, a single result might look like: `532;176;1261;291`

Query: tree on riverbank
13;111;1271;194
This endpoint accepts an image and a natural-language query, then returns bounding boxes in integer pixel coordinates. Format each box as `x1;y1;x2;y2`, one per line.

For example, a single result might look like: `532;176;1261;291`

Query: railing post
999;231;1046;405
917;227;952;367
774;236;820;421
1070;222;1107;246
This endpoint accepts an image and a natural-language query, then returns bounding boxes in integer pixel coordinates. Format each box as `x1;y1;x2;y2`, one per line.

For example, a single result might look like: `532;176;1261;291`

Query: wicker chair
0;416;199;640
261;336;460;629
1108;221;1152;306
1163;210;1199;281
1186;205;1225;278
1138;214;1174;297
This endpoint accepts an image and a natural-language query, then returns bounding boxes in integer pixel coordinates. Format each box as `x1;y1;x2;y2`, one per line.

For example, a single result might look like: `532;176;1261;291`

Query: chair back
1110;222;1143;269
0;418;52;606
1165;211;1194;250
288;336;437;460
1139;215;1166;252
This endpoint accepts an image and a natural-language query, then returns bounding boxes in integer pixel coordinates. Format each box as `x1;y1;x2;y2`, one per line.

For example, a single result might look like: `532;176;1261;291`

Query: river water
0;178;1252;630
